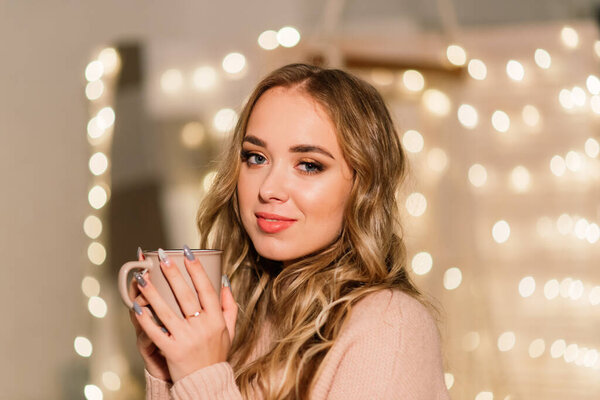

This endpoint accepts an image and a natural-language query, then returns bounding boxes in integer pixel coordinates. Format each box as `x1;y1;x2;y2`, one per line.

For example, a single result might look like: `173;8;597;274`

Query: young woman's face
237;86;353;264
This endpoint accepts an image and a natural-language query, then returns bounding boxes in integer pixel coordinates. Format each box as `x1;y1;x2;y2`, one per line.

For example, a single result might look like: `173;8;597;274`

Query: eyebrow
242;135;335;160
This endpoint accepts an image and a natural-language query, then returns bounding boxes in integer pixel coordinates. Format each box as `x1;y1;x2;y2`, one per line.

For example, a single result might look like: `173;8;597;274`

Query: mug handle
118;259;154;309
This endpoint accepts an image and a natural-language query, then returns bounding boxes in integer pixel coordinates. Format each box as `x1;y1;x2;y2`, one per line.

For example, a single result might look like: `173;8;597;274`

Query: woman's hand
132;246;238;383
128;249;171;381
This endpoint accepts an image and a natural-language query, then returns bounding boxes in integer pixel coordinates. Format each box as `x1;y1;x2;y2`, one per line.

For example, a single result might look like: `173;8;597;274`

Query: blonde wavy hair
197;63;439;399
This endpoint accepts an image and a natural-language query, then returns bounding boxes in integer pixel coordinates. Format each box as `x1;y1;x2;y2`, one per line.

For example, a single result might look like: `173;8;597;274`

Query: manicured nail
221;274;230;288
134;272;147;287
160;326;169;333
158;248;170;266
133;301;143;316
183;244;195;261
137;246;145;260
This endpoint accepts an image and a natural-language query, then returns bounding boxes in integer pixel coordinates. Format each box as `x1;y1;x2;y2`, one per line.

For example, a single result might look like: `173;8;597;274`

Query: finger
133;303;171;349
221;278;238;342
182;246;220;314
136;274;181;333
157;248;203;318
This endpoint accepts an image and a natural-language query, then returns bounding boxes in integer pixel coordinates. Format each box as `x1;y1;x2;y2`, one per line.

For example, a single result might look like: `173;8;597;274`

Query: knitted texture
145;289;451;400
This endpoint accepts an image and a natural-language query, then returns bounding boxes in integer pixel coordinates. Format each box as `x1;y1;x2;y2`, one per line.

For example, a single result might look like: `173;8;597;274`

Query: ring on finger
185;310;202;319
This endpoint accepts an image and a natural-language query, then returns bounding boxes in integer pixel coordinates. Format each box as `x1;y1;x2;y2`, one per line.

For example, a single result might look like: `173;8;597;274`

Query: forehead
245;86;340;151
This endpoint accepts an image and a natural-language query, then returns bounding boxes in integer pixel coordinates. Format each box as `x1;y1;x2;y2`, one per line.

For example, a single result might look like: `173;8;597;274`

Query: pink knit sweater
145;289;451;399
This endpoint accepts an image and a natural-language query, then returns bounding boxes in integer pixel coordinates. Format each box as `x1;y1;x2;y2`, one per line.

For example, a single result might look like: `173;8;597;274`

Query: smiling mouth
256;215;296;233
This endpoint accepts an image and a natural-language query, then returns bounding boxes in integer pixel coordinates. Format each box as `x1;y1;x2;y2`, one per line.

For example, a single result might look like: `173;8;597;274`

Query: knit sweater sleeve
144;369;172;400
169;362;243;400
314;290;450;400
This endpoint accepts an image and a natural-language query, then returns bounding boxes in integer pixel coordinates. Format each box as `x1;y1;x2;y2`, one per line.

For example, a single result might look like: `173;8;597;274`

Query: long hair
197;63;439;399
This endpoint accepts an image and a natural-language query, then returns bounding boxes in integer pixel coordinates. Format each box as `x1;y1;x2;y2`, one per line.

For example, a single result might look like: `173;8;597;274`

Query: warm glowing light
498;331;516;351
586;223;600;243
457;104;478;128
277;26;301;48
88;185;108;209
444;373;454;389
585;138;599;158
467;59;487;80
544;279;560;300
591;95;600;114
586;75;600;95
202;170;217;192
550;339;566;358
402;130;424;153
559;88;575;110
98;47;120;75
87;117;105;140
475;392;493;400
550;155;566;176
85;60;104;82
506;60;524;81
589;286;600;305
565;151;582;171
564;343;578;363
97;107;115;129
422;89;451;116
192;66;217;90
160;69;183;93
468;164;487;187
519;276;535;297
85;80;104;101
371;69;394;86
88;296;108;318
584;349;599;367
427;148;448;172
560;278;573;298
213;108;238;135
561;26;579;48
443;267;462;290
402;70;425;92
83;215;102;239
492;220;510;243
572;86;586;107
84;384;103;400
522;105;540;127
88;242;107;265
557;213;573;235
405;192;427;217
89;152;108;176
534;49;551;69
74;336;93;357
81;276;101;298
510;166;530;192
180;122;205;148
411;252;433;275
529;339;545;358
222;52;246;75
258;30;279;50
102;371;121;391
491;110;510;132
462;331;480;352
568;279;584;300
446;44;467;66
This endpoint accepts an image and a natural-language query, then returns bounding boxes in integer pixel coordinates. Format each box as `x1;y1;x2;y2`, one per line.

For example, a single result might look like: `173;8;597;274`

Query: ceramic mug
118;249;223;319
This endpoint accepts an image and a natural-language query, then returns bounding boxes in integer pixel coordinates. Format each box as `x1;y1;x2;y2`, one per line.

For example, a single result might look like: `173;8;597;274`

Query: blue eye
241;150;266;165
298;161;323;175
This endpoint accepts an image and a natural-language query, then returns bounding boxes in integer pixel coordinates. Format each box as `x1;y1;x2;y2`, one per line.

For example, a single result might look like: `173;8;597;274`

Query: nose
258;161;289;203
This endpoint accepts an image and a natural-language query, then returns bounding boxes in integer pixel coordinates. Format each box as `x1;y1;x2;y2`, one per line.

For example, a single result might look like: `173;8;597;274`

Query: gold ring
186;311;201;318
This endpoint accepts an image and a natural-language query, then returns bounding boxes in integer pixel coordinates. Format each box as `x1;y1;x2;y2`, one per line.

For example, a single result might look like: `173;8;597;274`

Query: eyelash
240;150;324;175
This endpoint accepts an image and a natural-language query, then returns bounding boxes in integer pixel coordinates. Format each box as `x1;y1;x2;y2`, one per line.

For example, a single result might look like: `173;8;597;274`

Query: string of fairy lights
74;23;598;399
367;25;599;399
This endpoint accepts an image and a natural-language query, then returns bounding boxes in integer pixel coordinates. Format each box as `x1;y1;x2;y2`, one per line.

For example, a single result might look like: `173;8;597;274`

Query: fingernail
161;326;169;333
134;272;147;287
183;244;195;261
221;274;230;288
158;248;170;266
137;246;145;260
133;301;143;316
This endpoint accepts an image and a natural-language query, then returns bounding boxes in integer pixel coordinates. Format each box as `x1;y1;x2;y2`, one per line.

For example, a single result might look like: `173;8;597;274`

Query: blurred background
2;0;599;399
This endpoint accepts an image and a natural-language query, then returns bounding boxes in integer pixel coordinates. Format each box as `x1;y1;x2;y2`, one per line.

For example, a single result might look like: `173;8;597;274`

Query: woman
130;63;451;399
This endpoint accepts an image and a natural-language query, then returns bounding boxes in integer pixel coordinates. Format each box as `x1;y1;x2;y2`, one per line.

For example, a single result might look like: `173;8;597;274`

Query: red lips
255;212;296;233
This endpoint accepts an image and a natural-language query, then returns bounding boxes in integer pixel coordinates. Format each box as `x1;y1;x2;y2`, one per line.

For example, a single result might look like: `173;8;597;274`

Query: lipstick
256;212;296;234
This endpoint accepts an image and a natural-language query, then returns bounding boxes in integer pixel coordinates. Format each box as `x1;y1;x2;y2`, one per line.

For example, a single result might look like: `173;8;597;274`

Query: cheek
295;176;351;221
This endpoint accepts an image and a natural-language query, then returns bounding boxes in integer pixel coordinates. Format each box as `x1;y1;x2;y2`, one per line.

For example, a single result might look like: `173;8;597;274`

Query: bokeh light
192;66;217;90
222;52;246;74
534;48;551;69
492;220;510;243
422;89;451;116
402;130;424;153
402;70;425;92
467;59;487;80
457;104;478;128
258;30;279;50
405;192;427;217
468;164;488;187
411;252;433;275
446;44;467;66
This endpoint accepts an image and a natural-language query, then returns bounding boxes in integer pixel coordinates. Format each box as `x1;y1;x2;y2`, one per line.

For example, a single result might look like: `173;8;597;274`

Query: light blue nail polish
134;272;147;287
158;248;170;266
183;244;195;261
161;326;169;333
133;301;143;316
137;246;143;260
221;274;231;288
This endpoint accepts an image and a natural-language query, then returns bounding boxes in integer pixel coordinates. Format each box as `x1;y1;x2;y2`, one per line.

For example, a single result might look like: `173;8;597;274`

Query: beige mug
118;249;223;320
